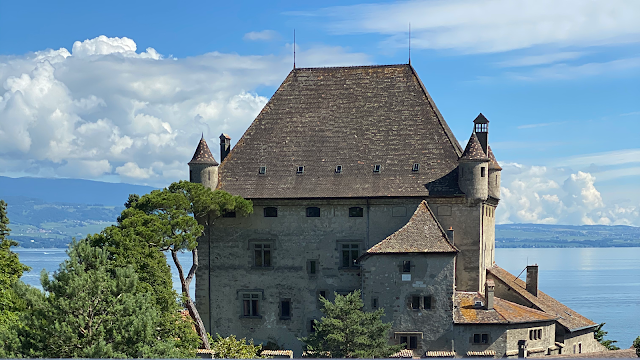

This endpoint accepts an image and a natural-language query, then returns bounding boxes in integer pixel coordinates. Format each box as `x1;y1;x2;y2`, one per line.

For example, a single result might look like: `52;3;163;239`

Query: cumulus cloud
243;30;279;41
497;163;640;226
0;36;370;186
310;0;640;54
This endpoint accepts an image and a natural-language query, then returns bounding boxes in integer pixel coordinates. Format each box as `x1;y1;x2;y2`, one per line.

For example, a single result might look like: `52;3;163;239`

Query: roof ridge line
292;63;409;71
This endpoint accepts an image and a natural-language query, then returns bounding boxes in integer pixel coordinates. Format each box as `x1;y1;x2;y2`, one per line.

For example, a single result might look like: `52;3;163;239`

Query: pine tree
301;290;403;358
594;323;620;350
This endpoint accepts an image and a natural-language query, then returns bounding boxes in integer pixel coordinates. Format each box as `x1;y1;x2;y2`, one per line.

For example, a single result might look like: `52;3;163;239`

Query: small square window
280;299;291;319
412;163;420;172
349;207;363;217
308;260;317;275
264;207;277;217
373;164;381;173
222;211;236;218
258;166;266;174
306;207;320;217
297;166;304;174
402;260;411;273
335;165;342;173
423;296;432;310
411;296;420;310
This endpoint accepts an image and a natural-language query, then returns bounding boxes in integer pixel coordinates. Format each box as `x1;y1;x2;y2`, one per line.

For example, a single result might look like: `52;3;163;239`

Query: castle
188;64;602;357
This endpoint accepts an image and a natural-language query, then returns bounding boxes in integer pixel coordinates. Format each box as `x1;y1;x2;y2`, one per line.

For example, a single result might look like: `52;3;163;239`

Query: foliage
633;336;640;357
301;290;402;358
0;199;31;358
209;334;264;359
594;323;620;350
18;239;196;358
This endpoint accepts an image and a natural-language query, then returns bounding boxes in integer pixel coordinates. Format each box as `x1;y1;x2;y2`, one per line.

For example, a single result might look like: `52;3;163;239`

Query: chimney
473;113;489;155
446;227;454;245
219;133;231;162
526;265;538;297
485;279;495;310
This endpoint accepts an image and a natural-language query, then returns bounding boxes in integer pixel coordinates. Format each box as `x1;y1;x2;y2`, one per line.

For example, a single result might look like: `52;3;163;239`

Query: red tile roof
454;292;557;324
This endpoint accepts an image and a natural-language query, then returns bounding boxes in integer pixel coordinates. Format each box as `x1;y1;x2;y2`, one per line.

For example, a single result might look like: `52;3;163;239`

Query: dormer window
412;163;420;172
335;165;342;174
297;166;304;174
373;164;381;173
258;166;266;174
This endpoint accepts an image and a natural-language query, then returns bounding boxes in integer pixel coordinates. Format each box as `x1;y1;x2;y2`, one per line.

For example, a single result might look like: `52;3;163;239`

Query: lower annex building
188;64;604;357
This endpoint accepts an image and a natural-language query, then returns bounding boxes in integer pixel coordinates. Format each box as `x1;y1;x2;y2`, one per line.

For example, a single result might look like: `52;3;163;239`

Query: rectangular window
306;207;320;217
263;207;277;217
341;243;360;268
481;167;486;177
399;336;418;350
242;293;260;317
373;164;381;173
349;207;363;217
372;297;378;309
280;299;291;319
335;165;342;173
473;334;489;344
411;296;421;310
308;260;317;275
578;343;582;354
412;163;420;172
423;296;432;310
258;166;266;174
254;243;271;267
402;260;411;273
297;166;304;174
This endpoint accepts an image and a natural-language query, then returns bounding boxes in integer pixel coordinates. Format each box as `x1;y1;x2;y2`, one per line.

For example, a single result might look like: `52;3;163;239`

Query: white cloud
310;0;640;54
497;52;585;67
243;30;279;41
0;35;370;186
508;57;640;80
497;163;640;226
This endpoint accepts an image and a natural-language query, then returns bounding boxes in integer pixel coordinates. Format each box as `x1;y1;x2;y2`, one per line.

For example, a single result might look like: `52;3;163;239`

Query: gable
218;64;463;199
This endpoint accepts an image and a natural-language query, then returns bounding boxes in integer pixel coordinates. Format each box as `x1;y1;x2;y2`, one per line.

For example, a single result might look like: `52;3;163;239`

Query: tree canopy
301;290;402;358
594;323;619;350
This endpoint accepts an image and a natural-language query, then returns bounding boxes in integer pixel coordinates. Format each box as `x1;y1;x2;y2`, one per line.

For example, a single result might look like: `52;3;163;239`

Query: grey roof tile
487;146;502;170
189;136;218;165
459;132;489;162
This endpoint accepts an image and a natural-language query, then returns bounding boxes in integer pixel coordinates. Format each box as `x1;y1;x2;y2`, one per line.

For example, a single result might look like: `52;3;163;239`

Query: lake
15;247;640;348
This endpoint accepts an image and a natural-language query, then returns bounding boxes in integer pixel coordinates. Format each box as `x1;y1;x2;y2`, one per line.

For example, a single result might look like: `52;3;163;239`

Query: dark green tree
115;181;253;349
301;290;403;358
594;323;620;350
20;239;194;358
209;334;265;359
633;336;640;357
0;199;30;357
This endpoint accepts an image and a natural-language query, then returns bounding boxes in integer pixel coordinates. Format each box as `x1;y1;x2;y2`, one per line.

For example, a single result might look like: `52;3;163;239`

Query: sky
0;0;639;226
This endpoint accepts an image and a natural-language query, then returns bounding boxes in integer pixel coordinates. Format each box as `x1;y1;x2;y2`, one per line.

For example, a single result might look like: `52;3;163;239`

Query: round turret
188;135;219;190
487;146;502;199
458;132;489;202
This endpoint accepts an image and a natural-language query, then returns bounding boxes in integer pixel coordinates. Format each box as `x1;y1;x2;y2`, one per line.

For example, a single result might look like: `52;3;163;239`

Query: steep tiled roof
363;201;457;256
454;292;557;324
189;136;218;165
459;132;489;162
487;146;502;170
488;266;597;331
218;64;464;199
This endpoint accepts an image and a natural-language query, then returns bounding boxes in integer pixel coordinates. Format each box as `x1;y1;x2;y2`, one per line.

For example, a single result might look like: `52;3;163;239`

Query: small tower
188;135;219;190
458;132;489;203
220;133;231;163
487;146;502;199
473;113;489;155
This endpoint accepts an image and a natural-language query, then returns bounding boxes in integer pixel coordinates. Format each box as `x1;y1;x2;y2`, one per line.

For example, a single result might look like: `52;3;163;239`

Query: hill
496;223;640;248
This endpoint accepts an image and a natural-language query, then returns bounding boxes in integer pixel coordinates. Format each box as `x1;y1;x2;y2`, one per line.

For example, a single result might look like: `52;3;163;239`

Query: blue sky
0;0;639;225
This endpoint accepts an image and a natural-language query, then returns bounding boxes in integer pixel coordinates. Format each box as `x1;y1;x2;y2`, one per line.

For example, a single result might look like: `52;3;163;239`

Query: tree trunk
172;248;210;350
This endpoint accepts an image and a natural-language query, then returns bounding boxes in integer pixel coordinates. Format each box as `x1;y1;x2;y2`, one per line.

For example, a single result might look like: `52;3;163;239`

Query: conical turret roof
459;132;489;162
188;136;219;165
362;201;457;256
487;146;502;171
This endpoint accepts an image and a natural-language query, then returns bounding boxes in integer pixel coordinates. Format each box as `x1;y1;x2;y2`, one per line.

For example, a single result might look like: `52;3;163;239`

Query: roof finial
293;29;296;69
201;132;204;139
408;23;411;65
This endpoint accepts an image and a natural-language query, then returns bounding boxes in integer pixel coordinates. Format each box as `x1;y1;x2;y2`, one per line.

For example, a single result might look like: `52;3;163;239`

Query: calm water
15;247;640;348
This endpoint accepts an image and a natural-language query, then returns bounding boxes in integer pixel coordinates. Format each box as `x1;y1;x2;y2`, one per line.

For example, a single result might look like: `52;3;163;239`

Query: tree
301;290;403;358
594;323;620;350
117;181;253;349
20;239;194;358
209;334;265;359
0;199;30;358
633;336;640;357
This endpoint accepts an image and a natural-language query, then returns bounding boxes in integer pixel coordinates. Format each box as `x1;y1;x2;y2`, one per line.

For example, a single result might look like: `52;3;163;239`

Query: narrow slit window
297;166;304;174
258;166;266;174
481;167;486;177
373;164;381;173
372;297;378;309
423;296;432;310
412;163;420;172
335;165;342;173
308;260;317;275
